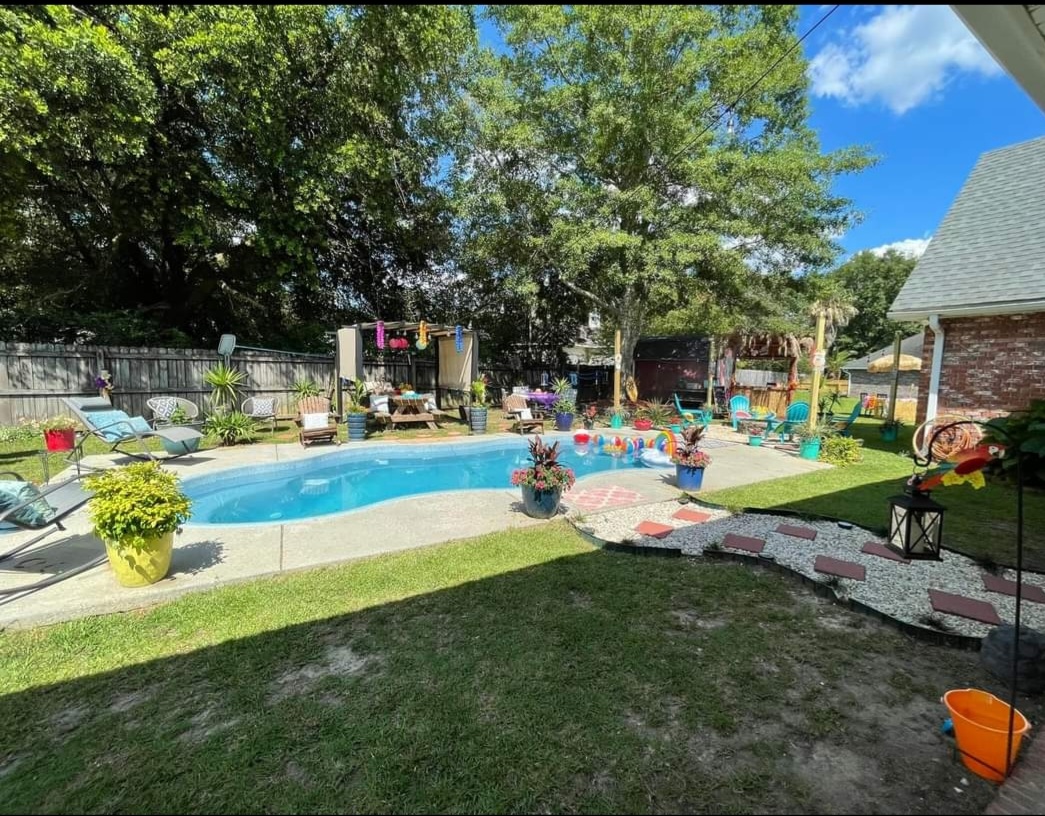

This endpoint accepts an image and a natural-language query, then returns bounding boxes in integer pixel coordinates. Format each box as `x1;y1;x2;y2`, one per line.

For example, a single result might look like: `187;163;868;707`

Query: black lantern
887;477;945;560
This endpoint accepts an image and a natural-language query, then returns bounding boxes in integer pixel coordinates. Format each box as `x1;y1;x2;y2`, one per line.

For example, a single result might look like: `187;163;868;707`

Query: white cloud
808;6;1002;114
868;237;931;259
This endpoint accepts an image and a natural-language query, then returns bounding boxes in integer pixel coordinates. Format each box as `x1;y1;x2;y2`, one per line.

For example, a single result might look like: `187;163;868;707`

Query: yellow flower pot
104;531;174;587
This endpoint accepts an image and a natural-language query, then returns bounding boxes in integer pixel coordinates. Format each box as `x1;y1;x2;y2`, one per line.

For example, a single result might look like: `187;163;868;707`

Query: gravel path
575;500;1045;638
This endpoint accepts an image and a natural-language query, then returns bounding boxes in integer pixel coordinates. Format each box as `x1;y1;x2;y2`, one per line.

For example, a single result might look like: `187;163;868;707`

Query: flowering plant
672;425;712;469
95;372;113;390
40;415;77;432
510;436;577;493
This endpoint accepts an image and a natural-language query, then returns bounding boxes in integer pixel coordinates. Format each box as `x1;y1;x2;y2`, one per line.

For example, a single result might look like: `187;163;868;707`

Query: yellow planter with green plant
85;462;192;587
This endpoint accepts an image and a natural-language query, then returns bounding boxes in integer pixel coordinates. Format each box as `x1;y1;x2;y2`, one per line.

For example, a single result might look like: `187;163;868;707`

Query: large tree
0;5;473;348
453;5;871;377
828;249;920;357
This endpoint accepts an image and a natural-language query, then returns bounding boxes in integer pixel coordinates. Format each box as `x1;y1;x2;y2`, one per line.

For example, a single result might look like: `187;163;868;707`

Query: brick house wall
916;312;1045;422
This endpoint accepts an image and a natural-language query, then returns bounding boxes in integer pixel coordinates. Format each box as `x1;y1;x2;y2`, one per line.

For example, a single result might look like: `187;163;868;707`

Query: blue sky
478;6;1045;260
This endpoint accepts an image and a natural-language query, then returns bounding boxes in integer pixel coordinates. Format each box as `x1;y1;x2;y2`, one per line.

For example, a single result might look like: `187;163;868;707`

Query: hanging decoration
455;325;464;353
376;321;385;350
390;336;408;351
416;320;429;350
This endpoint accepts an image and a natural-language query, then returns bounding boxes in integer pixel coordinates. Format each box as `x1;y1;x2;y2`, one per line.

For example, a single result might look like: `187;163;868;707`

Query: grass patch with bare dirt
0;523;1031;814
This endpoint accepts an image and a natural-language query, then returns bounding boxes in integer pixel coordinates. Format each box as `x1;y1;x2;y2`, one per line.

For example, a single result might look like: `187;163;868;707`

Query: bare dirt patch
48;705;88;737
268;644;376;704
176;706;241;745
109;689;153;714
670;608;726;629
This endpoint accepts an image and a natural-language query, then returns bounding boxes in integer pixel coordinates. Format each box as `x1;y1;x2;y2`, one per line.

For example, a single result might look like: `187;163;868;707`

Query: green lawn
0;524;1020;814
704;419;1045;571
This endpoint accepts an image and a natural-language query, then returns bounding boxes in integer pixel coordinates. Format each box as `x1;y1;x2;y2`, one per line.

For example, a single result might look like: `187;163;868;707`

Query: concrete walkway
0;431;826;629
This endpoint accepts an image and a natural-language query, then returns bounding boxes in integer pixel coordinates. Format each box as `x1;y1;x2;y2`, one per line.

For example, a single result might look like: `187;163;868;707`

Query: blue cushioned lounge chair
63;397;203;461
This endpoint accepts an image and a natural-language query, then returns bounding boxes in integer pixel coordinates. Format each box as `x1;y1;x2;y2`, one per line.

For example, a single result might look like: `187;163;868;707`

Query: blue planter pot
161;435;200;456
521;485;562;519
469;407;488;435
799;438;821;460
748;434;763;447
675;464;705;491
880;425;899;442
346;413;367;441
555;412;574;432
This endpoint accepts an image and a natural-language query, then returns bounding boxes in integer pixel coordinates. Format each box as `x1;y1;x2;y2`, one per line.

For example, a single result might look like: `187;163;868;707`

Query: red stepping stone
721;533;765;554
673;508;712;523
982;574;1045;605
775;524;817;540
634;521;674;539
929;589;1002;626
814;555;866;581
861;541;909;564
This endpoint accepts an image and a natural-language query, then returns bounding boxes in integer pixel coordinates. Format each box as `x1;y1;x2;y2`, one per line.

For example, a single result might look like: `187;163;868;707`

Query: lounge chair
146;396;201;427
831;402;863;437
771;402;811;442
242;396;278;434
729;395;751;430
503;394;545;434
63;397;203;461
673;394;712;429
0;473;103;594
296;396;340;447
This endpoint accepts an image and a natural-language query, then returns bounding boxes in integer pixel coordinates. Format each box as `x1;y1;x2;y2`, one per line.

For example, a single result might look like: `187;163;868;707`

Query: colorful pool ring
573;432;590;445
654;432;676;457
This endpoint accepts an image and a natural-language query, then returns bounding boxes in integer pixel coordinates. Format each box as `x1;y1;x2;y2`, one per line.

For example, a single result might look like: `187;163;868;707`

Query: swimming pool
184;439;643;524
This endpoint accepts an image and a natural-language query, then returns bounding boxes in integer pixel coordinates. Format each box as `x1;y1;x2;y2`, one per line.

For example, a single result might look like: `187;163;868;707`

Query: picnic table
390;395;440;430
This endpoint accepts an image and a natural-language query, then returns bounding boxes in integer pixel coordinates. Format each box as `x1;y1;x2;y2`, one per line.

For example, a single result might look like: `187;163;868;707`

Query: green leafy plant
292;379;322;402
510;436;577;492
819;436;863;466
470;378;487;407
794;420;837;442
551;377;572;395
0;421;41;444
39;415;77;432
85;462;191;552
984;400;1045;484
553;396;576;415
203;410;256;446
168;404;190;425
604;405;630;423
638;399;673;427
204;363;246;411
346;377;369;414
881;419;904;433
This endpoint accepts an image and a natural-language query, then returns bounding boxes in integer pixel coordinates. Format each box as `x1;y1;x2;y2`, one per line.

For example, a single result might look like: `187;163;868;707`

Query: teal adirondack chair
831;402;863;437
772;402;810;442
673;393;712;429
728;395;751;430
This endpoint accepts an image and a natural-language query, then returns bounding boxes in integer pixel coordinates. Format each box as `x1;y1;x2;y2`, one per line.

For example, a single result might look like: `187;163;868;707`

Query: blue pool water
184;439;644;524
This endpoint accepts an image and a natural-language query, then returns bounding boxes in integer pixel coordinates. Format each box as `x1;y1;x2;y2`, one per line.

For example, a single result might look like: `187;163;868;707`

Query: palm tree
826;349;854;379
809;296;858;351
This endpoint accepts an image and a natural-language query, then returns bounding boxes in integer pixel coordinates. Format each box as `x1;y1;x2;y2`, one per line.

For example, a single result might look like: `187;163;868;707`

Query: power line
661;5;841;170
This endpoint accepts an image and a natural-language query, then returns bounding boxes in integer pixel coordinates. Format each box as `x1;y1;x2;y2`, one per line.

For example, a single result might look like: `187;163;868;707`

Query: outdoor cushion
0;480;56;528
86;410;153;442
151;397;178;419
302;413;329;431
423;394;437;411
519;408;533;420
370;395;390;415
249;397;275;417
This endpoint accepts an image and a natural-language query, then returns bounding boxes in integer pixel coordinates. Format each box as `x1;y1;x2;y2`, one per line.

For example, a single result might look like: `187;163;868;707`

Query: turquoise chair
831;402;863;437
728;395;750;430
673;393;712;429
772;402;810;442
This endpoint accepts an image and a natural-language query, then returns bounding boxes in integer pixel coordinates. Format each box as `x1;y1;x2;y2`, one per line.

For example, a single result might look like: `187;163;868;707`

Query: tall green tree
0;5;474;348
828;249;920;357
453;5;872;376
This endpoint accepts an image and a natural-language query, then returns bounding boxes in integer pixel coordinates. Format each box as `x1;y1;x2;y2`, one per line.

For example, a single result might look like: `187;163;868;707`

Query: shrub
819;435;863;466
0;421;40;444
204;410;256;446
292;379;322;402
638;399;673;426
85;462;191;551
203;363;246;410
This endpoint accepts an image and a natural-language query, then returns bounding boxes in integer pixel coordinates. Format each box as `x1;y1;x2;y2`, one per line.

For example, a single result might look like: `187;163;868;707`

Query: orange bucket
943;689;1031;781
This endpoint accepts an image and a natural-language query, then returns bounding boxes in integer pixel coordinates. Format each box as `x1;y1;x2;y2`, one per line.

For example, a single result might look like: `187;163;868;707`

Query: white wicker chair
242;397;278;433
146;396;200;428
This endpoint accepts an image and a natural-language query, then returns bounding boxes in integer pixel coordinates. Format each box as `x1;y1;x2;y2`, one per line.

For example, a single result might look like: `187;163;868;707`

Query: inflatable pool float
638;448;674;468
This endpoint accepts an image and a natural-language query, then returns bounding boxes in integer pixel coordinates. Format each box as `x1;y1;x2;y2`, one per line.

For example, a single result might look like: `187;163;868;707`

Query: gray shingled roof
889;135;1045;320
841;333;924;371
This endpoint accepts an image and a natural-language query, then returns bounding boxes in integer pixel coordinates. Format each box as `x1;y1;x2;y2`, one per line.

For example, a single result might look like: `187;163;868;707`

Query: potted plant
633;407;653;432
672;425;711;491
510;436;577;519
85;462;192;587
346;377;369;441
553;395;576;431
794;420;835;460
606;405;629;429
40;416;77;452
741;421;765;447
880;418;903;443
469;377;488;434
637;398;673;430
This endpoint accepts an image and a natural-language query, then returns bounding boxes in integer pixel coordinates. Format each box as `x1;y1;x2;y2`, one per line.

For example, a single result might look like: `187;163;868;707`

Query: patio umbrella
867;353;921;373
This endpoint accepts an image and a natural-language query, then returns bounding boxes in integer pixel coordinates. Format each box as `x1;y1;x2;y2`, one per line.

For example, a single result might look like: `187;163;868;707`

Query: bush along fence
0;342;616;423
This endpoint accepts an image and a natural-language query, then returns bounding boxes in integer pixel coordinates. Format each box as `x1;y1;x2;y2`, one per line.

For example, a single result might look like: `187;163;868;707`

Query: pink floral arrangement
671;425;712;469
510;436;577;493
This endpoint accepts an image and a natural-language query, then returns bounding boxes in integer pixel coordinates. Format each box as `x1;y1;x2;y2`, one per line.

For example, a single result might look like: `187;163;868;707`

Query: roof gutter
889;298;1045;322
925;315;945;422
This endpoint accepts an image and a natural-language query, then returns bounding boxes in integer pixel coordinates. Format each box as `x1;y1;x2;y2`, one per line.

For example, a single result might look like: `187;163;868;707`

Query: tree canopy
0;4;473;349
828;249;920;357
452;4;872;375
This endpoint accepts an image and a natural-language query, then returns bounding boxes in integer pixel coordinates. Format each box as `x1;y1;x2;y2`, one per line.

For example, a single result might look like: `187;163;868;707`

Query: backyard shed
633;336;712;401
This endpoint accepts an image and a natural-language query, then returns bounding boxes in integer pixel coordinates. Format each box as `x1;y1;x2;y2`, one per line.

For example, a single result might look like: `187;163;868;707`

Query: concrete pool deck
0;430;827;629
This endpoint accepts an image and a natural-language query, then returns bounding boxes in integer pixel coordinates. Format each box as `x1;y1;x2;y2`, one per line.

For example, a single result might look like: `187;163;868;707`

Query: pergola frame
335;322;479;415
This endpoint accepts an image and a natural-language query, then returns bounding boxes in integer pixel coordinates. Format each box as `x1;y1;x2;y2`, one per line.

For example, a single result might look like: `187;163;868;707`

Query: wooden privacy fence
0;342;332;425
0;342;617;423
